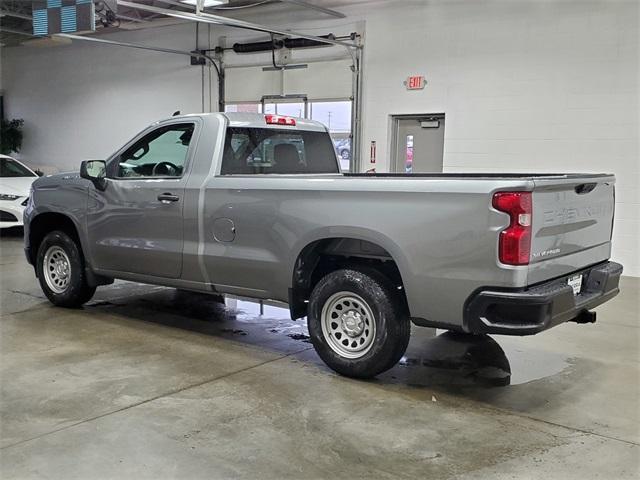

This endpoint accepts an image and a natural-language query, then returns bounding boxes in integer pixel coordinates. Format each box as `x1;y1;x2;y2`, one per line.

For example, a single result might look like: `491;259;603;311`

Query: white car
0;155;39;229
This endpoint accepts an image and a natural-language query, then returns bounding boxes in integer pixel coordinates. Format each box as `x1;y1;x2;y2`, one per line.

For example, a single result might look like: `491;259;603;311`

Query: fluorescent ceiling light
180;0;229;6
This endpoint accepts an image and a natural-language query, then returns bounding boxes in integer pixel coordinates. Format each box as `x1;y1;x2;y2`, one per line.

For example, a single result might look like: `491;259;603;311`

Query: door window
115;123;195;178
405;134;414;173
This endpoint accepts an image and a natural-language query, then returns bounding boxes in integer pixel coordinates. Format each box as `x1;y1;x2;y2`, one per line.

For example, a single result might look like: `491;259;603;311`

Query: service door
392;115;445;173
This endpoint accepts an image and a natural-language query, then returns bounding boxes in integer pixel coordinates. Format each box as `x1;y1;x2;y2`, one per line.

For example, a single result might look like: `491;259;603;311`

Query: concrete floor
0;229;638;479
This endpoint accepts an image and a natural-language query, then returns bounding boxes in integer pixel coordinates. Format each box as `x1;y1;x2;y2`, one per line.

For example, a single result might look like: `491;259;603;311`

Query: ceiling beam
150;0;194;9
279;0;345;19
118;1;359;49
117;13;150;23
0;9;33;20
152;0;344;19
0;26;34;36
56;33;213;60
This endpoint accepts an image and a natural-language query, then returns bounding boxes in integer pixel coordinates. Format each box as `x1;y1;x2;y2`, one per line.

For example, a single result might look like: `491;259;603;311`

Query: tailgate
527;174;615;285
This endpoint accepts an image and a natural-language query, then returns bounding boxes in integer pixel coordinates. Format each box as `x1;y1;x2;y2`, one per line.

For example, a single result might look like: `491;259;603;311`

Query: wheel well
290;238;407;319
28;213;80;265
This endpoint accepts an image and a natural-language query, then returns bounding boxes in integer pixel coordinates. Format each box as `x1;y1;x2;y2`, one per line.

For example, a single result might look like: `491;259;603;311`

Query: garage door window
221;127;339;175
225;103;262;114
225;99;353;171
310;101;352;171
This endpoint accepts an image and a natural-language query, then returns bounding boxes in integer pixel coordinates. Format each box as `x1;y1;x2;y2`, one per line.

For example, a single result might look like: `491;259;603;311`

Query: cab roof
155;112;329;132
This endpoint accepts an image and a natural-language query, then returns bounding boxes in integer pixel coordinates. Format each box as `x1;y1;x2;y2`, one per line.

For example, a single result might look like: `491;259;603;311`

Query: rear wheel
36;230;96;307
307;268;410;378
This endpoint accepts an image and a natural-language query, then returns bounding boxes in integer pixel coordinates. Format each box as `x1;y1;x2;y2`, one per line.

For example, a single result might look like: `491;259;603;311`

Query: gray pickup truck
24;113;622;378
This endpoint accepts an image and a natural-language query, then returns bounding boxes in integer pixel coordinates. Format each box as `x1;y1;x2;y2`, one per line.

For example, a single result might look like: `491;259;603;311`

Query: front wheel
36;230;96;307
307;268;410;379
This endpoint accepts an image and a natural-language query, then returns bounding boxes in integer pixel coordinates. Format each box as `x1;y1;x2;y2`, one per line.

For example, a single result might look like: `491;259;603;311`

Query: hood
31;171;88;191
0;177;37;197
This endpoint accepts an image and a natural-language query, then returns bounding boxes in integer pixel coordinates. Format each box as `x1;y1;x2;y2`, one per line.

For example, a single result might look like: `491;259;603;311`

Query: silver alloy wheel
320;291;376;359
43;246;71;294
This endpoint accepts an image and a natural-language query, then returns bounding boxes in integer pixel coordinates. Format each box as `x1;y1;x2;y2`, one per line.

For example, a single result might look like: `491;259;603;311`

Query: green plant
1;119;24;155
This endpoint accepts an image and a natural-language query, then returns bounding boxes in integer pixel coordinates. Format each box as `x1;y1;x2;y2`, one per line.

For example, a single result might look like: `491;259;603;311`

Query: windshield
1;158;36;178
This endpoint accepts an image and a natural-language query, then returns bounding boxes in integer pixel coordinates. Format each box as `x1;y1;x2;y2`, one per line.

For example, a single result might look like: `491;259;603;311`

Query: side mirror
80;160;107;191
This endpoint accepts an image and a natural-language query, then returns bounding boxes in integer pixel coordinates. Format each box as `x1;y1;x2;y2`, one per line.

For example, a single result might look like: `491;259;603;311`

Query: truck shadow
86;286;525;391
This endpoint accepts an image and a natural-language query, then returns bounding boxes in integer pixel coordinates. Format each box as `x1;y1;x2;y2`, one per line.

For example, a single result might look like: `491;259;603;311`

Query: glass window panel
310;101;352;132
310;100;352;172
0;158;36;177
225;103;262;113
117;123;194;178
221;127;339;175
275;102;305;118
405;134;414;173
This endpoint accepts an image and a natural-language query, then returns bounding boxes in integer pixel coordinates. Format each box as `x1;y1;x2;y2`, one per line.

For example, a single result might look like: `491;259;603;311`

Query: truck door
86;121;198;279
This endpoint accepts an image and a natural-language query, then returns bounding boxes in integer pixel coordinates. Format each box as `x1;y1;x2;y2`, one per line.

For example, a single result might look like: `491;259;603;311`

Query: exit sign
405;75;426;90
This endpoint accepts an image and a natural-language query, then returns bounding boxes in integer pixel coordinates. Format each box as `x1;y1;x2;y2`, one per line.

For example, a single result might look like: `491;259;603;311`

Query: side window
116;123;195;178
220;127;338;175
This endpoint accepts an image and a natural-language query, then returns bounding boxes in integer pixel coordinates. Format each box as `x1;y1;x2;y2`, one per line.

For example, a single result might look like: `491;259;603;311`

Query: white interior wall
1;0;637;274
355;0;639;276
1;23;207;172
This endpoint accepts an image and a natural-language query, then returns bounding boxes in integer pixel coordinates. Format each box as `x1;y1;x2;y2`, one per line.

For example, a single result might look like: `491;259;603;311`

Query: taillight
492;191;532;266
265;114;296;126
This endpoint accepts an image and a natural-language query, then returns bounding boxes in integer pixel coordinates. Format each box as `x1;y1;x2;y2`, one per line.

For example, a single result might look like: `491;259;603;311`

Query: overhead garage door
224;58;354;170
224;58;353;102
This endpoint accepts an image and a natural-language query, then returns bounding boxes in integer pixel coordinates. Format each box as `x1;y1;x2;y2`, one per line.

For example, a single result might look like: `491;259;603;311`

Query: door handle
158;193;180;204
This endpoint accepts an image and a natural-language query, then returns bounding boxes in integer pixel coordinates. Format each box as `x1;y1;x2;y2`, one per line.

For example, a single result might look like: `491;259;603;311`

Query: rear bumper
464;261;623;335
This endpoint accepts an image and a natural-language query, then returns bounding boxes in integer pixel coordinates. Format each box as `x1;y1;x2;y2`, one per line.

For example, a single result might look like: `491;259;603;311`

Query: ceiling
0;0;370;47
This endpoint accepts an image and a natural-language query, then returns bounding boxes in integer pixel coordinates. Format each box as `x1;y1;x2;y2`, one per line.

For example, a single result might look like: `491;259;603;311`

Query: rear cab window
220;127;339;175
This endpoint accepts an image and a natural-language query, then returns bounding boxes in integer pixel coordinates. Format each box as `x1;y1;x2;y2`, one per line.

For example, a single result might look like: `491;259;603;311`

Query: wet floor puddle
86;286;572;388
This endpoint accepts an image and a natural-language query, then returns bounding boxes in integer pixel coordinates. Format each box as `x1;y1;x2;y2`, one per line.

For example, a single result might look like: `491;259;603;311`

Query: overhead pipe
150;0;345;19
278;0;346;19
116;14;149;23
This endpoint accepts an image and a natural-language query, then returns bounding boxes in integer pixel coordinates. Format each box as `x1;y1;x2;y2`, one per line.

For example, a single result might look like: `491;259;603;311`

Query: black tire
307;268;410;379
36;230;96;307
